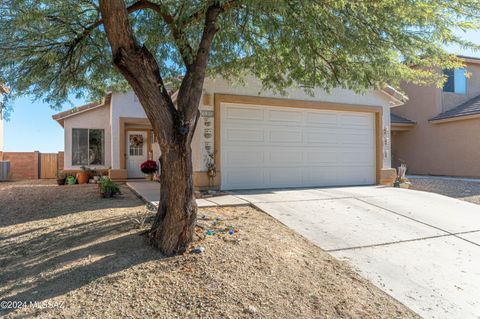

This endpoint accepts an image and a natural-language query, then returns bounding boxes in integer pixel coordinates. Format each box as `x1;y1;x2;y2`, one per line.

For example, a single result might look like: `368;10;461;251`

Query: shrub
140;160;158;175
99;178;120;198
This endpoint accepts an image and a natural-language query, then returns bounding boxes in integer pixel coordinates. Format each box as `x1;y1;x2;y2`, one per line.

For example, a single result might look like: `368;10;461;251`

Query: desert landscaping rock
0;180;417;318
410;176;480;205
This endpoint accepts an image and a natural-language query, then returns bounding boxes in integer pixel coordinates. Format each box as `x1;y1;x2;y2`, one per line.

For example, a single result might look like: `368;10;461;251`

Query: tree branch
177;3;224;135
99;0;176;144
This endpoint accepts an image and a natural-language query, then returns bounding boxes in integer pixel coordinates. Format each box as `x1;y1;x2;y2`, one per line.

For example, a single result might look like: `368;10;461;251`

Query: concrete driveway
234;186;480;319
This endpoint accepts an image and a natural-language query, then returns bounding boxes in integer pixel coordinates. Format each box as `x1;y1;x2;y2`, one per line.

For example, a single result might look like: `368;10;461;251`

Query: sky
2;29;480;152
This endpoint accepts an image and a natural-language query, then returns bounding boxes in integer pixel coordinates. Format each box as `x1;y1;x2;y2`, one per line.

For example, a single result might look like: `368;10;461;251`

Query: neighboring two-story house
391;55;480;177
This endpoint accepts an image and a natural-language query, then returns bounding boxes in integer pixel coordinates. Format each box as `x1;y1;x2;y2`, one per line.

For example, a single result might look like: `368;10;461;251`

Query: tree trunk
149;141;197;256
99;0;223;256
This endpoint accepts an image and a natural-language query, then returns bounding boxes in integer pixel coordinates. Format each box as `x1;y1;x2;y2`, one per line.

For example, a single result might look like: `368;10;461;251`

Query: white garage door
220;102;376;190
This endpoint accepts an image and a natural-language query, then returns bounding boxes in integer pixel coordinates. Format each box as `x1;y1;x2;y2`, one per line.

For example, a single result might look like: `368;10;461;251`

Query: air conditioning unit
0;161;10;181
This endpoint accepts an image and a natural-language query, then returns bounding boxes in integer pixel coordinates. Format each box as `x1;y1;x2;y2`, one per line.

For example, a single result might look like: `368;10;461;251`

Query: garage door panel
268;151;303;164
338;166;375;184
341;151;374;164
269;129;303;143
223;168;265;189
224;150;264;166
305;129;339;144
306;151;340;164
303;168;339;186
268;167;304;187
268;109;303;123
221;103;376;190
225;127;265;142
305;111;339;126
225;105;264;121
339;113;374;126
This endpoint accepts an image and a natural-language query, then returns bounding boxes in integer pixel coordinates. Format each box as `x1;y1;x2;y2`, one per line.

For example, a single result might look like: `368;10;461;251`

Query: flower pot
145;174;153;181
56;178;66;185
76;171;89;184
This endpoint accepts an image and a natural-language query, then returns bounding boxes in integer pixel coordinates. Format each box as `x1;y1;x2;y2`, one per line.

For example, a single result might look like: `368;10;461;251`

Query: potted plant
99;177;120;198
56;171;66;185
140;160;158;181
76;166;91;184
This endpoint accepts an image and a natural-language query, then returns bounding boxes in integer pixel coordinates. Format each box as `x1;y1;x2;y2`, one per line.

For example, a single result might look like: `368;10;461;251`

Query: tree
1;0;479;255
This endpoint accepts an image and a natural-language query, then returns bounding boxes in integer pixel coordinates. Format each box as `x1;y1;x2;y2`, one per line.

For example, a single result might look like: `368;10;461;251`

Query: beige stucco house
392;56;480;177
53;76;403;190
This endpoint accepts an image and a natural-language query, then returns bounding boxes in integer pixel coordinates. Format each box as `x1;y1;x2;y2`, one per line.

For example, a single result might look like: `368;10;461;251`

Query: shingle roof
430;94;480;122
391;113;415;125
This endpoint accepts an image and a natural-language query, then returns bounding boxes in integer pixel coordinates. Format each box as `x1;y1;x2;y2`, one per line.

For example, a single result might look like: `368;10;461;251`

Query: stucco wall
392;62;480;177
63;104;112;170
110;91;148;169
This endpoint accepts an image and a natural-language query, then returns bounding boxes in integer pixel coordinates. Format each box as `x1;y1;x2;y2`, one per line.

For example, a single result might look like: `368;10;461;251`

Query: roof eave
429;113;480;124
381;85;409;107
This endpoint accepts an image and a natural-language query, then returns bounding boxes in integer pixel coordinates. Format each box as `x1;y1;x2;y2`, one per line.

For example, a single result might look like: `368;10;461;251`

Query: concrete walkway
127;181;480;318
126;181;249;208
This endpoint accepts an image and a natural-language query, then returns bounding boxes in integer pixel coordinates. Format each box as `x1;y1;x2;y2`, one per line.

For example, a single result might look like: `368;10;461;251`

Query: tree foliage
1;0;479;107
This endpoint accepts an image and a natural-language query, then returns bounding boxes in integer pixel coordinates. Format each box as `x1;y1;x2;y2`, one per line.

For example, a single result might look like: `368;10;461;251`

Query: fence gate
40;153;58;179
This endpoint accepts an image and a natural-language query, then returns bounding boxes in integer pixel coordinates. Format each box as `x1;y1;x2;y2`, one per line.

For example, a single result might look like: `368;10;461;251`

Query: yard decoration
140;160;158;181
66;176;76;185
394;164;412;189
3;1;479;256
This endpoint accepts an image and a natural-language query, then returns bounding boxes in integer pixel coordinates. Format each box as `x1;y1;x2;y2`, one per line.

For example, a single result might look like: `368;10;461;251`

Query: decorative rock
191;246;205;254
244;305;258;315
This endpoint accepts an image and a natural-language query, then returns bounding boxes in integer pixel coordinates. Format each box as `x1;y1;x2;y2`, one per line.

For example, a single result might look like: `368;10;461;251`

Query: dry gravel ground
0;180;417;318
410;176;480;205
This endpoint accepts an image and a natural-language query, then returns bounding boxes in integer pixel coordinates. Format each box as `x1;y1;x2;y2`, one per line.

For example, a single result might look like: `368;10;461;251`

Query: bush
140;160;158;175
99;178;120;198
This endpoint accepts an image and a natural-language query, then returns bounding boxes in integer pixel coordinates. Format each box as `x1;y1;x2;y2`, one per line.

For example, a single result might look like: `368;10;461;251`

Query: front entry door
126;131;147;178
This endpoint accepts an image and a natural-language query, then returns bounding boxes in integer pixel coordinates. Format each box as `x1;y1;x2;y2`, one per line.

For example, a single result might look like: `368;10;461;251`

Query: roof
458;55;480;64
391;113;416;125
381;85;408;107
52;93;112;127
430;94;480;122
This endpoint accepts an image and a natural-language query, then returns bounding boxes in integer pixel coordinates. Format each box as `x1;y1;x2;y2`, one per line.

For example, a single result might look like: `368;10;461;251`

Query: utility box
0;161;10;181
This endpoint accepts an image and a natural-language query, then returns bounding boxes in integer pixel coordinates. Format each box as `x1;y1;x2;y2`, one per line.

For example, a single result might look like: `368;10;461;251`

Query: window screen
72;129;104;165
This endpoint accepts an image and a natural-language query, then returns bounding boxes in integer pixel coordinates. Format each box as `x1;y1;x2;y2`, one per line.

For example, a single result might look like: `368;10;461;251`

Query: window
72;129;105;165
129;134;144;156
443;68;467;94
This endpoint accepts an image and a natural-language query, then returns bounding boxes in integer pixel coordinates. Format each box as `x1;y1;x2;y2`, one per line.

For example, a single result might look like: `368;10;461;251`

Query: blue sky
3;29;480;152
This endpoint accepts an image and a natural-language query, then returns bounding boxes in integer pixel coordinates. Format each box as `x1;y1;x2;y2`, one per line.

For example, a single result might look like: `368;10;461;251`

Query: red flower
140;160;158;174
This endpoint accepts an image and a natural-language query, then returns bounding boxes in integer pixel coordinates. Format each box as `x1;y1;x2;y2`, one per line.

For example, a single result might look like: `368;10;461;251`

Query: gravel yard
410;176;480;205
0;180;417;318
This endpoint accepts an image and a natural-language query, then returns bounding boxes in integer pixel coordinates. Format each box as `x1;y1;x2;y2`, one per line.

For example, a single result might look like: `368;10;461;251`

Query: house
391;55;480;177
53;76;404;190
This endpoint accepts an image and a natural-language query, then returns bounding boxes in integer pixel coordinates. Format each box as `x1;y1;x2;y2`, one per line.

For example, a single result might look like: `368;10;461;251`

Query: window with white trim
72;129;105;165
